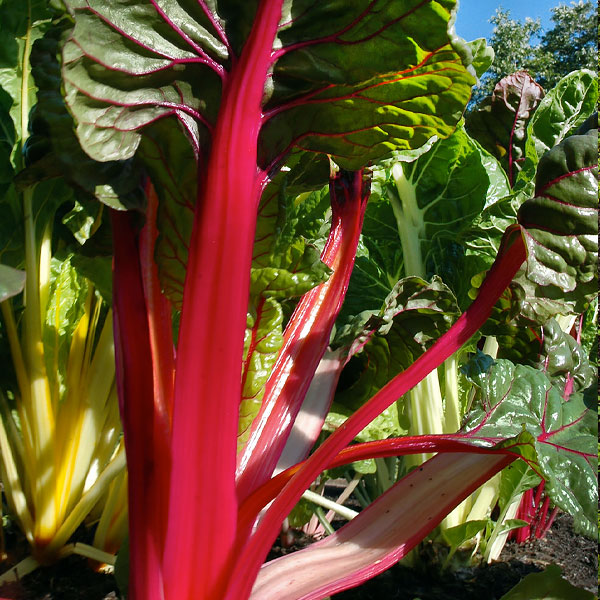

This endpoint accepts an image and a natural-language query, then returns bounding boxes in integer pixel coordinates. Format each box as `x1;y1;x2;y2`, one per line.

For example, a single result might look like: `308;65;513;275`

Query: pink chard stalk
61;1;597;599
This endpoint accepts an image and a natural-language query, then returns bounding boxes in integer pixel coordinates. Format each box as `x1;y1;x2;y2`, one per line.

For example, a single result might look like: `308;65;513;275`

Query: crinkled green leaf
254;150;331;268
473;121;597;335
62;1;477;320
0;263;26;302
43;252;89;402
260;1;475;170
62;0;220;162
448;186;525;309
63;0;474;168
62;199;102;245
465;72;544;187
516;125;598;321
137;118;197;308
466;38;494;80
498;459;541;514
238;297;284;452
523;70;598;171
250;240;330;300
498;319;596;395
499;564;595;600
0;0;52;146
17;25;143;210
441;519;488;551
463;360;598;537
332;276;459;432
340;127;511;327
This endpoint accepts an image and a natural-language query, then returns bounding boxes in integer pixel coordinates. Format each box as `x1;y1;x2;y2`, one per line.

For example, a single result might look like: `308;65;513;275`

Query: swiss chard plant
0;0;127;577
310;68;599;565
4;1;591;599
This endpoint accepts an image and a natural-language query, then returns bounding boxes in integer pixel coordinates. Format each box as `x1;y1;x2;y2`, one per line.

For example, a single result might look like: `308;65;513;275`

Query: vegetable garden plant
0;1;596;599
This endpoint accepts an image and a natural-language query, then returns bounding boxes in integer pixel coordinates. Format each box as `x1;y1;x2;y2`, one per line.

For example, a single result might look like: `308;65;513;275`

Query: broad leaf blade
333;276;460;409
523;70;598;167
0;0;52;147
339;126;511;321
499;564;595;600
0;263;25;302
516;124;598;320
465;71;544;187
137;118;198;307
62;0;222;161
466;38;494;80
20;25;144;210
64;0;475;168
42;253;89;403
463;360;598;537
261;0;476;169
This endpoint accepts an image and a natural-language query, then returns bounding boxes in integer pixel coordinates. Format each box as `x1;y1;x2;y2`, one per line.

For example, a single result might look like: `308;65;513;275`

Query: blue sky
454;0;558;42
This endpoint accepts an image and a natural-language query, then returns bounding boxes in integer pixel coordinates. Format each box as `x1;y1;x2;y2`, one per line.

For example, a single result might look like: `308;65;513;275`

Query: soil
330;512;598;600
0;512;596;599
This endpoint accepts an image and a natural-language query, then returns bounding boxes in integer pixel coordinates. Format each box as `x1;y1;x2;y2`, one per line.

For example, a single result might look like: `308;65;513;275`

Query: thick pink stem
236;171;369;501
139;181;175;431
161;2;285;598
225;227;528;600
250;453;514;600
112;210;167;600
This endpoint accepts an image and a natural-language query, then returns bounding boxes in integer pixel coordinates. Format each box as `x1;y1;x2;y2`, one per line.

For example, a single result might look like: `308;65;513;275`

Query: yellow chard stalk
0;243;126;574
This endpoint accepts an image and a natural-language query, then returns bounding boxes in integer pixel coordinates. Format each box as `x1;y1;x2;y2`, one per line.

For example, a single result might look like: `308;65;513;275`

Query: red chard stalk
236;169;370;502
59;1;597;599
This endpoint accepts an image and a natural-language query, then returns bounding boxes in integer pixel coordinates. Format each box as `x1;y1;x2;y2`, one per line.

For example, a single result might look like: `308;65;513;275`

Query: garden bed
0;512;595;600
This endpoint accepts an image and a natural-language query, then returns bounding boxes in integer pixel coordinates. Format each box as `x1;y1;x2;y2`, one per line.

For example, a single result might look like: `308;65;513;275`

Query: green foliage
499;564;596;600
0;263;24;302
463;360;598;537
465;72;544;187
471;3;597;106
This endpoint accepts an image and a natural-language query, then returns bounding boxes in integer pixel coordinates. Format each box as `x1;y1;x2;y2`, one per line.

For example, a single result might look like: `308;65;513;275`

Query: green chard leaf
62;0;478;330
259;1;475;170
239;297;284;452
340;125;511;325
466;38;494;80
523;70;598;171
499;564;596;600
19;24;144;210
498;460;542;517
463;360;598;537
328;276;460;442
0;0;53;148
237;157;335;450
62;0;475;166
61;0;477;314
0;263;26;303
137;118;198;308
473;117;598;339
497;319;596;396
465;71;544;187
516;121;598;321
43;252;89;402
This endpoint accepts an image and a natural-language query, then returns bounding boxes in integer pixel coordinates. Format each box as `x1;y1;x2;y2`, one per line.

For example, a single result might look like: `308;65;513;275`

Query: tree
470;1;597;104
538;1;598;87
